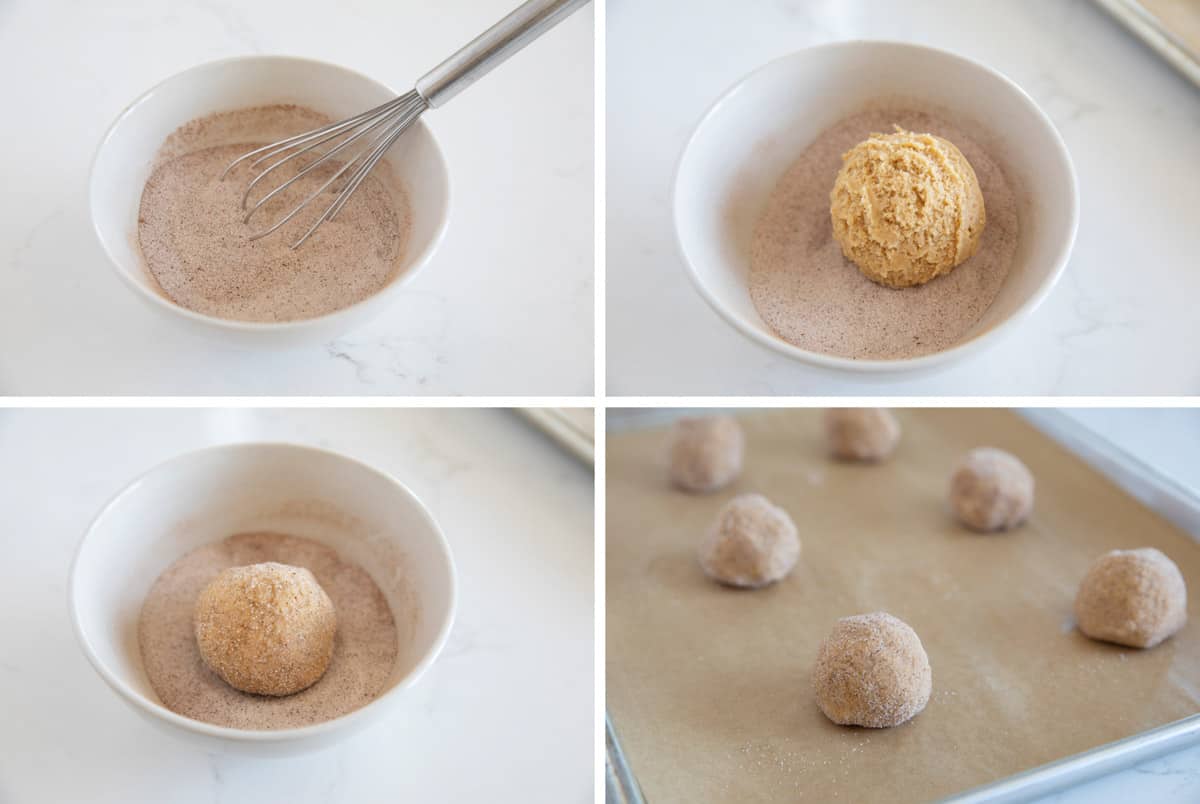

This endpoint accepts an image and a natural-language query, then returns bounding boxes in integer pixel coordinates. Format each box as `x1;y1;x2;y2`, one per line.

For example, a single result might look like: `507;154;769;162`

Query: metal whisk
224;0;588;248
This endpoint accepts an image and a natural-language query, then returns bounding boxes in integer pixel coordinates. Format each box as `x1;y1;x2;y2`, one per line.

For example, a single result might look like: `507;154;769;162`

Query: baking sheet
1094;0;1200;87
517;408;595;465
606;409;1200;803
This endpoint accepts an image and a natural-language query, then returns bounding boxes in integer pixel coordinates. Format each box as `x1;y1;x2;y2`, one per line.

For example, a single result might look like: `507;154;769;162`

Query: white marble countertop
0;0;593;396
607;0;1200;396
0;408;594;802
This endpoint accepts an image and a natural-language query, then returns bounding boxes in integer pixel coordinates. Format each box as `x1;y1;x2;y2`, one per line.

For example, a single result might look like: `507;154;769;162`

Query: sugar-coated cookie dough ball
948;447;1034;532
813;612;932;728
699;493;799;588
668;416;745;493
194;562;337;696
824;408;901;462
1075;548;1187;649
830;127;986;288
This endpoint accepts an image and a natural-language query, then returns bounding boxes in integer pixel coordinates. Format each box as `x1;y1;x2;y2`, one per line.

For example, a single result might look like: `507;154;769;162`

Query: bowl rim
672;39;1080;374
67;440;458;743
87;53;452;334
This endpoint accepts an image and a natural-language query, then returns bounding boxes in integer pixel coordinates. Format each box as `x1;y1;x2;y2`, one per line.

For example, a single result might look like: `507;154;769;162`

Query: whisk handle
415;0;589;108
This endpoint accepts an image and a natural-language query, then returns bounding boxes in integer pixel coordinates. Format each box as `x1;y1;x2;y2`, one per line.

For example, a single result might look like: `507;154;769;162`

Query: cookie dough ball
824;408;901;462
830;128;986;288
194;562;337;696
1075;548;1187;649
813;612;932;728
699;493;799;588
949;448;1034;532
668;416;744;493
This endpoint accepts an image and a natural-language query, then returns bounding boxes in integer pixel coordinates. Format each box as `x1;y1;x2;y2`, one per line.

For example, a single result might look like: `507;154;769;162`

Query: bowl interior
71;443;454;733
675;42;1076;367
90;57;449;324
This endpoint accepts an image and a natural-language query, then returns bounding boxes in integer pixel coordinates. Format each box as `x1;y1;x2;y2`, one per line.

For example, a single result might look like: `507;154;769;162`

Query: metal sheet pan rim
516;408;595;466
946;712;1200;803
1092;0;1200;89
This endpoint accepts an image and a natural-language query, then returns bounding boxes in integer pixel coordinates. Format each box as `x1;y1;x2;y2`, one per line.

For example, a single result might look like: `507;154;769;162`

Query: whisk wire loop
219;94;410;180
235;91;427;245
223;0;588;248
240;93;424;224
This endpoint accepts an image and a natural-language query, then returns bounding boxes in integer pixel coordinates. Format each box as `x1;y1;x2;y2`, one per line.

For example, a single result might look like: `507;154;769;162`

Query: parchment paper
606;409;1200;803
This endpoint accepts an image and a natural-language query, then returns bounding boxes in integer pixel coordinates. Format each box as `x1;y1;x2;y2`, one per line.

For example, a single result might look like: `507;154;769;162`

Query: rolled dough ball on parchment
194;562;337;696
948;447;1034;532
824;408;901;462
813;612;932;728
699;493;799;588
668;416;745;493
1075;548;1187;649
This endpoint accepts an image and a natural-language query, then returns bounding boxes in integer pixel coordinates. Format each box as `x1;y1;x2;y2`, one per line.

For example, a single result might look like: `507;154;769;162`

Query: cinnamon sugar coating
1075;548;1187;649
813;612;932;728
948;447;1034;532
824;408;901;462
194;562;336;696
668;416;745;493
698;493;799;588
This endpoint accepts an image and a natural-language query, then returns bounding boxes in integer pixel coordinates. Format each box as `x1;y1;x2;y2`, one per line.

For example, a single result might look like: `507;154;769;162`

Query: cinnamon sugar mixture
138;531;399;730
137;105;411;322
749;108;1019;360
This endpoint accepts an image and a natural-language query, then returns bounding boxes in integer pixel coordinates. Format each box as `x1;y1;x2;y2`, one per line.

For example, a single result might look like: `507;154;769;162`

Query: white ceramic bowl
89;56;451;348
68;443;456;756
674;41;1079;374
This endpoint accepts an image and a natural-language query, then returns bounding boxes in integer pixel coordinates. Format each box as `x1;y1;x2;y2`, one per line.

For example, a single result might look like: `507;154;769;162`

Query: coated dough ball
194;562;337;696
830;127;986;288
699;493;799;588
948;447;1034;532
668;416;744;493
1075;548;1187;649
824;408;901;462
813;612;932;728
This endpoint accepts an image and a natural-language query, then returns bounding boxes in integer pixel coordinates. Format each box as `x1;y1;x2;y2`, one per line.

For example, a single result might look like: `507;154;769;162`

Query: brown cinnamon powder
138;531;399;730
749;108;1019;360
137;105;411;322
